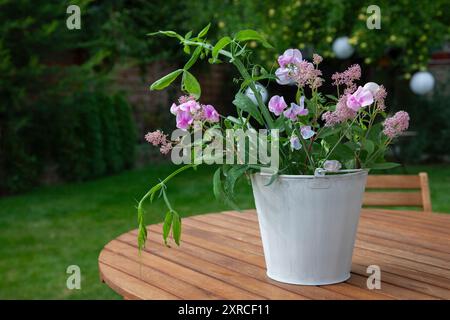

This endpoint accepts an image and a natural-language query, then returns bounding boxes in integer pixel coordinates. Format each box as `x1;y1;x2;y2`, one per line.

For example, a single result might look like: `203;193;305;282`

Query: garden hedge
0;91;136;194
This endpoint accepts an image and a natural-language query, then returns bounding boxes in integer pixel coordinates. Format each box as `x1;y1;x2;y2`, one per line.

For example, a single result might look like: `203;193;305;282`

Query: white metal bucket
251;170;368;285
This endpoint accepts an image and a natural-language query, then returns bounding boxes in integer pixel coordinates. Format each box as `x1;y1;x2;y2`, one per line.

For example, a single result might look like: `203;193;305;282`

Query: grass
0;163;448;299
0;164;253;299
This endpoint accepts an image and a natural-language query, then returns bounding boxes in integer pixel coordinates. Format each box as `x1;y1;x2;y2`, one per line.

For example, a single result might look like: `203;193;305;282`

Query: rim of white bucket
254;169;369;180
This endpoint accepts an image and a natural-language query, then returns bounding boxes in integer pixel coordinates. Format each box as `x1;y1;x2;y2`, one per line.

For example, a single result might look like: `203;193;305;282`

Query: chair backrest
363;172;432;212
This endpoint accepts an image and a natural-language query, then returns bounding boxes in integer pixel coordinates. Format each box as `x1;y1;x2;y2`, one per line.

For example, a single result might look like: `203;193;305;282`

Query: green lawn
0;164;448;299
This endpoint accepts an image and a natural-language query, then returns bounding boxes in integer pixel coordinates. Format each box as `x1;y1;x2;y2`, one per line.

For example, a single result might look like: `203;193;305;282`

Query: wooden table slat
99;263;179;300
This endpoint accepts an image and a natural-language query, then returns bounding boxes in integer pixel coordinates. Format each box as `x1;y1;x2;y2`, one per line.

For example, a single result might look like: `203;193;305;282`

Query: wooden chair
363;172;432;212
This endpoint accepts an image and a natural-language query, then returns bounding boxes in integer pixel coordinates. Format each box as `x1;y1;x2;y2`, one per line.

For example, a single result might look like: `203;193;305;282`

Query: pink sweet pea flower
268;95;287;116
277;49;303;68
170;103;179;115
290;134;302;150
283;104;298;120
346;86;374;111
179;100;201;113
283;96;308;120
176;111;193;130
202;104;220;123
300;126;315;140
275;49;302;85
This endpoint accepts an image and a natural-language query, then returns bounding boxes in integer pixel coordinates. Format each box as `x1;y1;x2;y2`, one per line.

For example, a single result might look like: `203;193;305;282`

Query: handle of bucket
314;167;364;177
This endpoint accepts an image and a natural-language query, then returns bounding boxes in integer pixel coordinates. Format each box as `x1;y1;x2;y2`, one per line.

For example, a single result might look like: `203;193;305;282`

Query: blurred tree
184;0;450;162
0;0;135;193
104;0;192;65
188;0;449;78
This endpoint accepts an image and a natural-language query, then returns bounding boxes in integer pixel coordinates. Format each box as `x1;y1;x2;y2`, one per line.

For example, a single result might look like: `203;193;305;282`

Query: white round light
245;83;268;105
409;71;435;95
332;37;354;59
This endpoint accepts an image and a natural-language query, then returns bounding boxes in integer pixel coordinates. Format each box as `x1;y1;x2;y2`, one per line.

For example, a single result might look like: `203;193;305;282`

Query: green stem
161;187;173;212
365;138;392;165
323;117;358;162
182;39;232;59
299;137;315;169
364;109;378;140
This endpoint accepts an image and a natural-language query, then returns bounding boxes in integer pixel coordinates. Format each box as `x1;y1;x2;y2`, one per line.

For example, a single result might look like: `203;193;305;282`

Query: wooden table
99;209;450;300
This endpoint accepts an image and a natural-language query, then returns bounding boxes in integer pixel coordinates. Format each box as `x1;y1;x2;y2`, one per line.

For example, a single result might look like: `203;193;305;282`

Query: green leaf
184;45;202;70
212;36;232;60
295;90;302;104
345;141;359;151
213;167;240;210
345;159;356;169
311;141;322;155
273;116;286;131
264;173;279;186
208;57;222;64
317;127;341;139
232;92;264;125
162;211;173;246
138;224;147;251
150;189;157;203
183;45;190;54
331;143;354;160
235;43;247;57
184;31;192;40
182;70;201;98
213;168;223;200
172;212;181;246
197;23;211;38
363;139;375;156
367;123;382;142
150;69;183;90
320;139;330;154
325;94;339;102
370;162;401;170
224;165;248;197
224;118;233;129
234;29;273;48
352;126;365;136
226;116;243;126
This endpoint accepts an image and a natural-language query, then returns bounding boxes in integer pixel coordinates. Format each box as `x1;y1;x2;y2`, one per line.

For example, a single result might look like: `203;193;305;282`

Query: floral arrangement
137;25;409;249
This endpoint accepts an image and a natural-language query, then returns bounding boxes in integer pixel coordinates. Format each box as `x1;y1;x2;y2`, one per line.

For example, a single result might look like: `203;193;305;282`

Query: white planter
251;170;368;285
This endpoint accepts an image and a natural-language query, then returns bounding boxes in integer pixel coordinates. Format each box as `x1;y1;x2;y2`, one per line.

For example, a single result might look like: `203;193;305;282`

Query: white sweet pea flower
300;126;315;140
275;67;293;85
323;160;342;172
245;83;268;105
290;134;302;150
363;82;380;95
